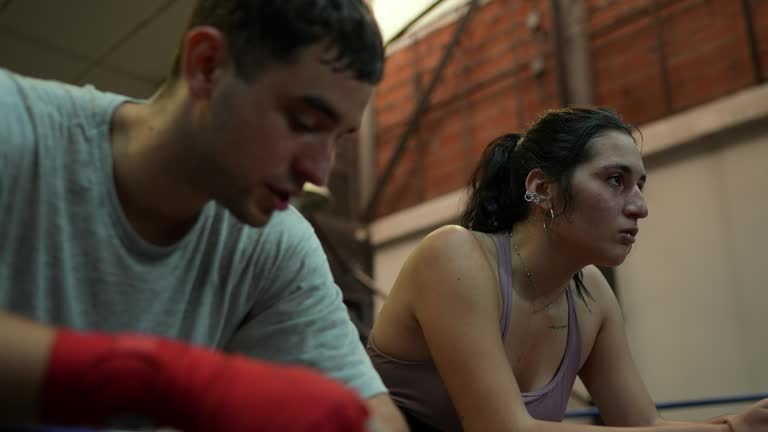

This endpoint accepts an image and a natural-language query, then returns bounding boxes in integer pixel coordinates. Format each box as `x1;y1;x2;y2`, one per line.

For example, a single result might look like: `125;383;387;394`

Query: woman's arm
406;227;533;431
577;267;767;432
0;311;376;431
578;265;660;426
403;230;737;432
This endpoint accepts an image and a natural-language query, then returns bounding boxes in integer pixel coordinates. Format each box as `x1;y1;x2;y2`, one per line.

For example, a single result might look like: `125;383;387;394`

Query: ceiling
0;0;448;98
0;0;196;98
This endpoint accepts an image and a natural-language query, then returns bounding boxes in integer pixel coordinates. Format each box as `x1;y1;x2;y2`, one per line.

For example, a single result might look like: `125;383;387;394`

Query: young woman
367;107;768;432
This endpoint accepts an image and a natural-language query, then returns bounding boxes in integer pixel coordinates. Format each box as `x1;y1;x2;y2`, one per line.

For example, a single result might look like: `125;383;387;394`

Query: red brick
589;0;652;35
669;45;755;110
425;160;467;199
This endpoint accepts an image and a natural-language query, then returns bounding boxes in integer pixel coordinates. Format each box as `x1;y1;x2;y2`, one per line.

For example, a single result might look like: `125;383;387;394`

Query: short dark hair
170;0;385;84
460;106;639;303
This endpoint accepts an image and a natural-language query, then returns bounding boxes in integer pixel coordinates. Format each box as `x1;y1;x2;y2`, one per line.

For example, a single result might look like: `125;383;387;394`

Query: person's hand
727;398;768;432
178;353;369;432
42;330;369;432
707;413;736;426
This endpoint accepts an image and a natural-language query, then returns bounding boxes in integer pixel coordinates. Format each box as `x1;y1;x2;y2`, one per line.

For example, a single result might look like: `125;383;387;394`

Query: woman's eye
608;174;623;188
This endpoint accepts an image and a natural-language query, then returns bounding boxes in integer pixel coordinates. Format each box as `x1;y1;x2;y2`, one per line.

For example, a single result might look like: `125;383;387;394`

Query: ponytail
460;133;529;233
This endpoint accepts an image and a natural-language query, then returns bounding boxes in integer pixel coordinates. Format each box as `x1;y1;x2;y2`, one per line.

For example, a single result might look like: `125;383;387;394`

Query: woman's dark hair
169;0;384;84
460;106;638;303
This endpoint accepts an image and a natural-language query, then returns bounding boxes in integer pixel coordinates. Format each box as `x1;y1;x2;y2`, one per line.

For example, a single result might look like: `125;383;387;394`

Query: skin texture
371;130;768;432
546;131;648;268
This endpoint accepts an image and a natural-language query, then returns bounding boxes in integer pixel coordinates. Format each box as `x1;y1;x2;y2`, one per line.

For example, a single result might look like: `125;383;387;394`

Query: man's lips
266;185;297;210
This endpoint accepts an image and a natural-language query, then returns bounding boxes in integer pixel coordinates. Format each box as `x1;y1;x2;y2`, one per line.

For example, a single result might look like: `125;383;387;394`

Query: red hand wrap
41;329;369;432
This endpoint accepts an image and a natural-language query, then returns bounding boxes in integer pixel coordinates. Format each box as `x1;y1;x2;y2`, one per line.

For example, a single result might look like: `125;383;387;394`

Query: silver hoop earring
524;191;543;204
543;208;555;232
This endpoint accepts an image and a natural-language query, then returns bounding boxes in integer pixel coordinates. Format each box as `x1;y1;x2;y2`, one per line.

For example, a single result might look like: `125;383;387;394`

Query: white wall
618;125;768;420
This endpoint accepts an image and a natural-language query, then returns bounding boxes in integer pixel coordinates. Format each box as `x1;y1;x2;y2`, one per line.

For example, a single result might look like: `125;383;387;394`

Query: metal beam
741;0;764;83
651;0;673;113
363;0;480;222
309;215;389;299
549;0;569;106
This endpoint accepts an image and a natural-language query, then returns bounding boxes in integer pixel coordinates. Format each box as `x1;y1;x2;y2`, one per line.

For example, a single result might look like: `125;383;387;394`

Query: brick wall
590;0;762;124
372;0;767;218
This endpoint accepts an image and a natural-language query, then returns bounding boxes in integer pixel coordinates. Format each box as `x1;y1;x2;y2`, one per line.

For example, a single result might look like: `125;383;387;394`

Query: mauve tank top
367;233;582;431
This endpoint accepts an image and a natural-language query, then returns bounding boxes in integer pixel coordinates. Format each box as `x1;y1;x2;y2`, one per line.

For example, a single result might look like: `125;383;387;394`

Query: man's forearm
0;313;409;431
0;311;56;426
365;393;409;432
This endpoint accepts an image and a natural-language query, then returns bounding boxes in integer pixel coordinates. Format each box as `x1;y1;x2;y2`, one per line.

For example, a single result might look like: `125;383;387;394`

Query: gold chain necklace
509;234;566;313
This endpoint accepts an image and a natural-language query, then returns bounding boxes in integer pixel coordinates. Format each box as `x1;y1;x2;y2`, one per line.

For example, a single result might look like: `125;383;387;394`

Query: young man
0;1;406;431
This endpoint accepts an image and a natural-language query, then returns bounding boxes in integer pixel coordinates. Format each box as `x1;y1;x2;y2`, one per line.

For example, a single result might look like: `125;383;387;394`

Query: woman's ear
524;169;554;207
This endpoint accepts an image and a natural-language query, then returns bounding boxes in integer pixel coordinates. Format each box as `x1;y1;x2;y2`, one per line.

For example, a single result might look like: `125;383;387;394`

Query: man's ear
180;26;231;99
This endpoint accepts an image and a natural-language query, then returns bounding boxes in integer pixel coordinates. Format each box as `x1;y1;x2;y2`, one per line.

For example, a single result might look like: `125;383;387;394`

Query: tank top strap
492;233;513;339
565;282;581;364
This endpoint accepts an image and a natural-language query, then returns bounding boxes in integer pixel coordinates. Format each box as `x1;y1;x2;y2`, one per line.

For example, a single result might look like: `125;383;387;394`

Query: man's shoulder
208;205;319;266
0;68;130;124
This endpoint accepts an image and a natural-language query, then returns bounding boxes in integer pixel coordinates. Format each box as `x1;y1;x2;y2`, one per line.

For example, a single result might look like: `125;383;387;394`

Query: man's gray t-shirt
0;68;385;399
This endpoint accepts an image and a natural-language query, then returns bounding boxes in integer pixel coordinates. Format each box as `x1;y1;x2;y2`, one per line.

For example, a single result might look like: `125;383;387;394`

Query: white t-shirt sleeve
0;69;31;175
224;209;386;399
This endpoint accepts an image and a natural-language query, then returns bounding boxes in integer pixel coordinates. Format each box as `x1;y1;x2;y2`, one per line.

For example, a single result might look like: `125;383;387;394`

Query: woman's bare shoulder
402;225;499;298
421;225;495;254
